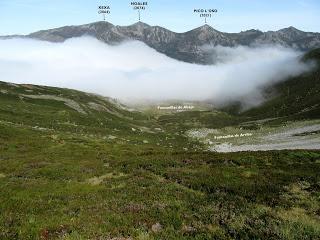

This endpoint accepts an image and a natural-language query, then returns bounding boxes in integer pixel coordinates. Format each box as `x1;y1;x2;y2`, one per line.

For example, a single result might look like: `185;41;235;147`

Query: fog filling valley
0;37;313;107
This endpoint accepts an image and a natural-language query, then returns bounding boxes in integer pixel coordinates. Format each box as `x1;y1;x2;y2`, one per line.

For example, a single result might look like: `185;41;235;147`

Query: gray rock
3;22;320;64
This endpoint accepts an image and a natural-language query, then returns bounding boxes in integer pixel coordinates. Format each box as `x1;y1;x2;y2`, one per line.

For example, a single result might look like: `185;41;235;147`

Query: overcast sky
0;0;319;35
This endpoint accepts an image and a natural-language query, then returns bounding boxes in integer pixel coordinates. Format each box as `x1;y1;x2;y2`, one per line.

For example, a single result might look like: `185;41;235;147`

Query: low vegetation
0;49;320;239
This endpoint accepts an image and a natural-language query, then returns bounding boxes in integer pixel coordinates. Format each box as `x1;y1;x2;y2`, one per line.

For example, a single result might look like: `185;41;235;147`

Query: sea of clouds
0;37;313;107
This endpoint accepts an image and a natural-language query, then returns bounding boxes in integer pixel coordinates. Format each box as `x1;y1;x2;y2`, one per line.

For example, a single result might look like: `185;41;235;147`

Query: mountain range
2;21;320;64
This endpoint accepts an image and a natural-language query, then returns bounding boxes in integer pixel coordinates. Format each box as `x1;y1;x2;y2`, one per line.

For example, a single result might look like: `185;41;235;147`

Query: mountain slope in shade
240;48;320;120
2;21;320;64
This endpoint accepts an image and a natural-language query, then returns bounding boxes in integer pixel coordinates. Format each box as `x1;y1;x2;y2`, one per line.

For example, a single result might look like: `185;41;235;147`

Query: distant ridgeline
2;22;320;64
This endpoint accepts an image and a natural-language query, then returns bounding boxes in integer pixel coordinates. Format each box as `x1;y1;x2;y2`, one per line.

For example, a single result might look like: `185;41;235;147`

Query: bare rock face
3;21;320;64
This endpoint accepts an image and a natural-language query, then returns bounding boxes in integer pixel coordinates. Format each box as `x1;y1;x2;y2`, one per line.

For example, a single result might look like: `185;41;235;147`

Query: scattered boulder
151;223;163;233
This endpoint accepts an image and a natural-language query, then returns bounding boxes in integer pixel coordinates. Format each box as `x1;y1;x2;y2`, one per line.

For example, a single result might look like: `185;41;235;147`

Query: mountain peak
288;26;299;30
279;26;302;33
187;24;217;34
130;21;151;28
89;21;114;27
199;24;215;31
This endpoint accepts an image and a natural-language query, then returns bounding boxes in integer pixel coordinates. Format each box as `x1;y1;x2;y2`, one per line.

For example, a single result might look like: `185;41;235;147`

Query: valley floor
0;81;320;239
187;120;320;153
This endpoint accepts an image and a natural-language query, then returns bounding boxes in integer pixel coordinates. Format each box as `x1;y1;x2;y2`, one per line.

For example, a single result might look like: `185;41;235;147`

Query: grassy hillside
0;82;196;150
0;81;319;239
0;81;149;134
242;48;320;120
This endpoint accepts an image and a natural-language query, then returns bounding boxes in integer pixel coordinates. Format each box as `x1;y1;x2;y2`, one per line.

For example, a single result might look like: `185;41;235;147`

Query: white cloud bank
0;37;313;107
